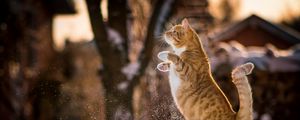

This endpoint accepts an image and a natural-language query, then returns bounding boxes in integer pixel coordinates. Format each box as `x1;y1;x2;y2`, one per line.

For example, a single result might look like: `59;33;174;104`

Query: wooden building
209;15;300;49
209;15;300;120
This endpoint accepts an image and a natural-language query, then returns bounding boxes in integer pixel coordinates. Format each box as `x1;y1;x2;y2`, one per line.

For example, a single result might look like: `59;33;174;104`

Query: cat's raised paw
157;51;170;61
157;62;170;72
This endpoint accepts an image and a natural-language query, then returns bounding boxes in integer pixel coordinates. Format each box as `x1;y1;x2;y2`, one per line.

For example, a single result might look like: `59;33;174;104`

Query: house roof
209;15;300;45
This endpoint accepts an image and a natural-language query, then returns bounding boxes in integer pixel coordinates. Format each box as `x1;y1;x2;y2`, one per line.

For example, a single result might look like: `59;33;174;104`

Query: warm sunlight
53;0;108;50
54;0;300;50
3;0;300;119
53;0;94;50
237;0;300;22
209;0;300;22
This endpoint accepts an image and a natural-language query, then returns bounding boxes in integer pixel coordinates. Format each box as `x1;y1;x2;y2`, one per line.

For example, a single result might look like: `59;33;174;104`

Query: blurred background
1;0;300;120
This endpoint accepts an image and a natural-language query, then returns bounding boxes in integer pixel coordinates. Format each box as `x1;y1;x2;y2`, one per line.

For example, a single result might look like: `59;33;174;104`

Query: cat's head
164;18;194;49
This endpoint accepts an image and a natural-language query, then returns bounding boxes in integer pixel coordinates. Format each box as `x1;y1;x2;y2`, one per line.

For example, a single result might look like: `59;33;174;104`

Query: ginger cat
157;19;254;120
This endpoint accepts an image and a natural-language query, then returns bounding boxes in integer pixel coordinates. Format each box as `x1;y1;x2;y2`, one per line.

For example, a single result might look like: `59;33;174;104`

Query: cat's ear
181;18;190;29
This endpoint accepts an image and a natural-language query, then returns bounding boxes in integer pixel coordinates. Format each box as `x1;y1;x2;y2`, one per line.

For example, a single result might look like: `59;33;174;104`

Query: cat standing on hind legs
157;18;254;120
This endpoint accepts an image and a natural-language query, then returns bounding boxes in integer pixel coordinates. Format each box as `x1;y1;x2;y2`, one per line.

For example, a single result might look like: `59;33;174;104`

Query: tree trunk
108;0;129;58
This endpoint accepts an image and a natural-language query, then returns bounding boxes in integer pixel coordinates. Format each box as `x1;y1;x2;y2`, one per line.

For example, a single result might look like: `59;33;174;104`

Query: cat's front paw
157;51;170;61
157;62;170;72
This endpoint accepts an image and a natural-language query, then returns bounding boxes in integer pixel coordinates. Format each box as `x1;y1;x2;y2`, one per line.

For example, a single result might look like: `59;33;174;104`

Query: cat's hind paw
157;51;170;61
157;62;170;72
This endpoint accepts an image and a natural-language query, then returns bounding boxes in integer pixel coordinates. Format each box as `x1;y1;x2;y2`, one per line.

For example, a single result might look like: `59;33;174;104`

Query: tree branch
86;0;127;88
86;0;109;59
128;0;176;91
108;0;129;61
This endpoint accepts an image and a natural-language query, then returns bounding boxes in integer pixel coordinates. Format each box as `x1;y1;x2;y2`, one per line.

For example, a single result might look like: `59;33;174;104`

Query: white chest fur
169;47;185;104
173;47;185;56
169;64;181;104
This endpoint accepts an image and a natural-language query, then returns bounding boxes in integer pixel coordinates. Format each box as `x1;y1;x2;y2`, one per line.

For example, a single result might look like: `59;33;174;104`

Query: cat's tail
231;62;254;120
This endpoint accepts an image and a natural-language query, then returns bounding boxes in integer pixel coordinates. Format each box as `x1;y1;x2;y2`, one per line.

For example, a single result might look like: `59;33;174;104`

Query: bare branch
108;0;129;61
86;0;126;64
86;0;127;87
86;0;109;59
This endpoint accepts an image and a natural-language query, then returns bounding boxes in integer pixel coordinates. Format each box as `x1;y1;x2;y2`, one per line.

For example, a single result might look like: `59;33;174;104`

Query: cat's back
175;76;236;120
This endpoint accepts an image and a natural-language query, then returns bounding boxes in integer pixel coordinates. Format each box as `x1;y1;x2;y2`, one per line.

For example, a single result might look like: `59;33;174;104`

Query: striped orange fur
157;19;254;120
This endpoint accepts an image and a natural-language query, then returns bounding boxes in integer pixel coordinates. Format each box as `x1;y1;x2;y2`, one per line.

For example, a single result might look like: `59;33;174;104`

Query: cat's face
164;19;193;48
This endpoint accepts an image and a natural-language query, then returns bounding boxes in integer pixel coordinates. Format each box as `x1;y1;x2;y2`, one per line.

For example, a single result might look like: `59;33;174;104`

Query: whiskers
151;20;178;71
151;36;171;71
154;33;169;50
156;39;168;48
